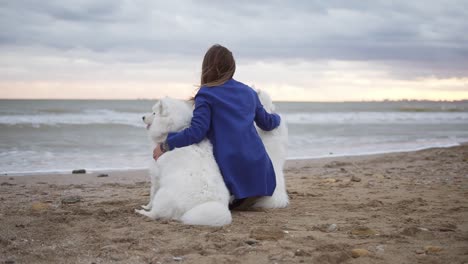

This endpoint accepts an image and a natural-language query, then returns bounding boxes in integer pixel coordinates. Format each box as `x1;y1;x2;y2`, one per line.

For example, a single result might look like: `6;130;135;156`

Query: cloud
2;1;467;60
0;1;467;100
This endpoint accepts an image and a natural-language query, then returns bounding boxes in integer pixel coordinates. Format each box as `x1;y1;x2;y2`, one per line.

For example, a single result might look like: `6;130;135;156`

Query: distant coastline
1;98;467;103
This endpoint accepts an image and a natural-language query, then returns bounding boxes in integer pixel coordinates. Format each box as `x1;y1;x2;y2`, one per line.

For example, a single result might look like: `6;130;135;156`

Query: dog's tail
180;201;232;227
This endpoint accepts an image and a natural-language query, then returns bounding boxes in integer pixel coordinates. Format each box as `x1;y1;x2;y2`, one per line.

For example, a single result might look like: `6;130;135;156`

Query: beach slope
1;145;467;263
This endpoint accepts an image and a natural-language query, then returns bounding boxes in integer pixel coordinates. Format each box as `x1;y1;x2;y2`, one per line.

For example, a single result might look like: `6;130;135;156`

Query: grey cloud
0;0;467;78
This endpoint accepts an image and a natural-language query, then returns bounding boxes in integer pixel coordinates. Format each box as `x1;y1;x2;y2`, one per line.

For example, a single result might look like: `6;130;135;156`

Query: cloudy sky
1;0;467;101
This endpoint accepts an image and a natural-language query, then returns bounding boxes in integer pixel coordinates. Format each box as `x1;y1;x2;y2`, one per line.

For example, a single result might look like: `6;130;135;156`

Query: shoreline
1;144;467;263
3;142;467;177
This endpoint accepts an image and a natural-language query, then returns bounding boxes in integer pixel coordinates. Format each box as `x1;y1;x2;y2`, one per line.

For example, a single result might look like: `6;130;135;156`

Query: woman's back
159;44;281;201
195;79;280;199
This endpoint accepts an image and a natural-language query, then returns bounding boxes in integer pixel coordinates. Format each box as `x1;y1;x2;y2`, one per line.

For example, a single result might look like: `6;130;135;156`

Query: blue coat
166;79;281;199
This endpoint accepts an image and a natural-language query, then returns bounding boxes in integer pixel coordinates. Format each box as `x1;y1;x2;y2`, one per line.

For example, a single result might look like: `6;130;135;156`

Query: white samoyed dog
136;90;288;226
252;90;289;208
135;98;232;226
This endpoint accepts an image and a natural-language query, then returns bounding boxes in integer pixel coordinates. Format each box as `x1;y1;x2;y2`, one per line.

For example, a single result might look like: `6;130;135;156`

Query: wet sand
1;145;468;264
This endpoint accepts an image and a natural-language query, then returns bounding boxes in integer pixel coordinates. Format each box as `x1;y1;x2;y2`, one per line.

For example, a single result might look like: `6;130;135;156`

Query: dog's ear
159;98;169;116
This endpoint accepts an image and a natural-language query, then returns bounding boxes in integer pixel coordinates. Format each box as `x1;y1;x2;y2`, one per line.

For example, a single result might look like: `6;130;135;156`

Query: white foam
0;109;145;127
283;111;468;125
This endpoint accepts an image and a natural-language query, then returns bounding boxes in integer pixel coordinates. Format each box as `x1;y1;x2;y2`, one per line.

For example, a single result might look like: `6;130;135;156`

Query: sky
0;1;467;101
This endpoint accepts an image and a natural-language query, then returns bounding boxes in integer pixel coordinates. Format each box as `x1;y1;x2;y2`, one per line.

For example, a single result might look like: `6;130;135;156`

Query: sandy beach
1;145;467;264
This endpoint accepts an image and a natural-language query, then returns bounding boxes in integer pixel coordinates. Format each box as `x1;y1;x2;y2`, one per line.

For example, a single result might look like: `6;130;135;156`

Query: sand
1;145;468;264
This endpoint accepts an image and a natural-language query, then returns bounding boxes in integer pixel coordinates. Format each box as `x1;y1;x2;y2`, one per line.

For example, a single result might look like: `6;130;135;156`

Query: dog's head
142;97;193;143
257;89;275;113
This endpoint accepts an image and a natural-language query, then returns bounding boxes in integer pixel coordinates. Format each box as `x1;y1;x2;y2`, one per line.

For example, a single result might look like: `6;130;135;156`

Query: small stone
4;260;15;264
326;224;338;232
439;223;457;232
424;246;443;254
31;202;49;211
375;245;385;254
173;256;183;261
415;249;425;254
321;178;337;183
351;248;370;258
350;227;377;236
72;169;86;174
294;249;311;256
245;239;258;246
97;174;109;177
351;175;361;182
61;195;82;204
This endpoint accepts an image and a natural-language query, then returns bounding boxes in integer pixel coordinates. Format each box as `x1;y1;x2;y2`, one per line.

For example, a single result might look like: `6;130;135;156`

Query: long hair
200;44;236;87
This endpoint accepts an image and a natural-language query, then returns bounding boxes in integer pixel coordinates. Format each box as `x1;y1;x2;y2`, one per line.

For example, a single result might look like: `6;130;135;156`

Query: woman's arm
254;93;281;131
165;95;211;150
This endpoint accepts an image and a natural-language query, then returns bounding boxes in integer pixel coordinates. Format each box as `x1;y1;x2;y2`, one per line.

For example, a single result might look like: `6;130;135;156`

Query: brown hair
200;44;236;87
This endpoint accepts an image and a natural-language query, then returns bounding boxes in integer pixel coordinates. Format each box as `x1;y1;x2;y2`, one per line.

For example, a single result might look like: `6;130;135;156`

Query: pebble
72;169;86;174
321;178;337;183
61;195;82;204
294;249;311;256
415;249;425;254
245;239;258;245
351;248;370;258
376;245;385;254
351;175;361;182
97;174;109;177
350;227;377;236
31;202;50;211
173;256;184;261
326;224;338;232
4;260;15;264
424;246;443;254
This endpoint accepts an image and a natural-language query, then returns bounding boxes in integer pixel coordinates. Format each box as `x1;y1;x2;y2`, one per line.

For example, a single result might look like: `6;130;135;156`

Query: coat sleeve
165;94;211;150
254;93;281;131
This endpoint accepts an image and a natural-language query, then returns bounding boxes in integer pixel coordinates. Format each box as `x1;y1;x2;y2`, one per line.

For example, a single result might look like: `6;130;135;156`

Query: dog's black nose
142;116;145;121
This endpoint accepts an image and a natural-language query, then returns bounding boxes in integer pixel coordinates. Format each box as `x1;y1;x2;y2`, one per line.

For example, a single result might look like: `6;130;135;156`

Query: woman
153;44;281;209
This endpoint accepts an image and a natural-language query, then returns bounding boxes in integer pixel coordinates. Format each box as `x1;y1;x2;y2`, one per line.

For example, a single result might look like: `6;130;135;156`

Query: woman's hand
153;144;164;161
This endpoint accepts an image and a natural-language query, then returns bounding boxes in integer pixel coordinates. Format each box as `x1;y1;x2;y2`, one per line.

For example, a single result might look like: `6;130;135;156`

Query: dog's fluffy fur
253;90;289;208
135;90;288;226
135;98;232;226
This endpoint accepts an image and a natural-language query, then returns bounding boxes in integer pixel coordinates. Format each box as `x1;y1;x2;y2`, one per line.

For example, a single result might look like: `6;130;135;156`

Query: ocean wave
0;110;146;128
397;107;465;112
1;109;468;127
282;111;468;125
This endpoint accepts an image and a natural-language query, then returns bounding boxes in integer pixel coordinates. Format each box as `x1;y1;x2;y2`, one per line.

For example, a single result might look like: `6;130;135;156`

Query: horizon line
1;98;467;103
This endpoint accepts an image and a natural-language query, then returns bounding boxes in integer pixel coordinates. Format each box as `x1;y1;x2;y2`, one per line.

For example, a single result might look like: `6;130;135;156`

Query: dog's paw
135;209;148;216
141;205;151;210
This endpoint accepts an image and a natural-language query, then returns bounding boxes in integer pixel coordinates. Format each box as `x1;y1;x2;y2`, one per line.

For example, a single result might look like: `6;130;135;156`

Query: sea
1;99;468;175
